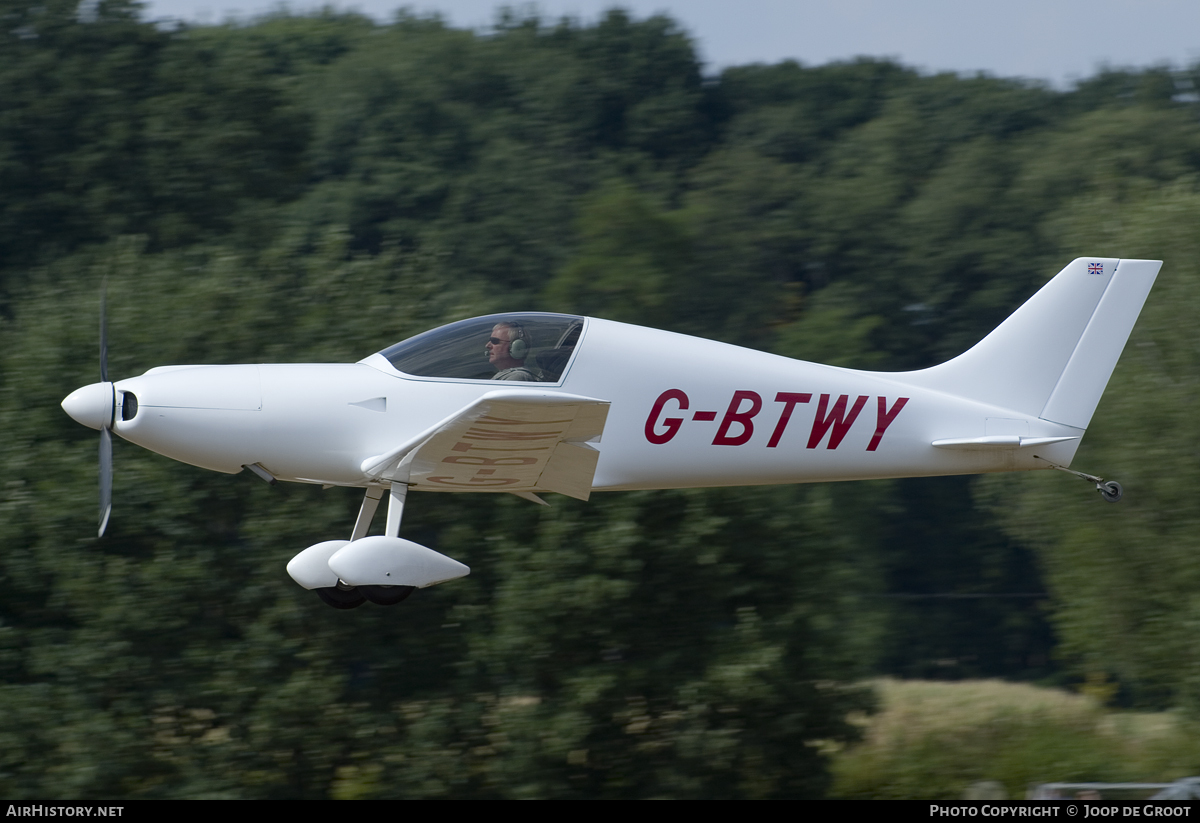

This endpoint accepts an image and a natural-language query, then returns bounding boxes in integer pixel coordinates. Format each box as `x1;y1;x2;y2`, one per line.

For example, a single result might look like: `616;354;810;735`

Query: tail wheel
1098;480;1123;503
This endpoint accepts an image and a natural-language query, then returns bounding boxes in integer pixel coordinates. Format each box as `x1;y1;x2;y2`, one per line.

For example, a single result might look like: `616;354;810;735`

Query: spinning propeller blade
98;283;113;536
99;285;108;384
100;426;112;537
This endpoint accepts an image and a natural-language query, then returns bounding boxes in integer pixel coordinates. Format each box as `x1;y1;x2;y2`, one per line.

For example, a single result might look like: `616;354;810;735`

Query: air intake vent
120;391;138;421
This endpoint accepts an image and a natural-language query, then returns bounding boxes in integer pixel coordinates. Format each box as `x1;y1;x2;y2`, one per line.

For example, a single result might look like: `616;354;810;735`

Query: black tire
315;586;367;609
361;585;416;606
1099;480;1123;503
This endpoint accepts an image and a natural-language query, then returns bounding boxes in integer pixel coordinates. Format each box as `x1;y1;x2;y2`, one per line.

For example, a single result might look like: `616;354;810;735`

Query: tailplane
898;258;1160;429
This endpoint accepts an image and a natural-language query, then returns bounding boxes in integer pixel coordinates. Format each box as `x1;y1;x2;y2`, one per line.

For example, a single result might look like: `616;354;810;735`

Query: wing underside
360;390;610;500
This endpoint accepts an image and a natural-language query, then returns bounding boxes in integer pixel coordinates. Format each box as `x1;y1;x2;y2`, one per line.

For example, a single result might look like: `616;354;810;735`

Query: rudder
1039;259;1159;428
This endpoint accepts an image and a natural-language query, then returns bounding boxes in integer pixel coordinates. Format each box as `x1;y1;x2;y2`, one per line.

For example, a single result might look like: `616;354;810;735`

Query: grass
829;678;1200;799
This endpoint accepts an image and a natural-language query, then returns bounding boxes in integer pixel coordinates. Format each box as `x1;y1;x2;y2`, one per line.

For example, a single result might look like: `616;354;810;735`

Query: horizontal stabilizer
932;436;1079;450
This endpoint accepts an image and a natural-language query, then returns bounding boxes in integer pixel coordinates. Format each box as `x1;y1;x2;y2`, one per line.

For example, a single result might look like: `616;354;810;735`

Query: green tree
986;179;1200;711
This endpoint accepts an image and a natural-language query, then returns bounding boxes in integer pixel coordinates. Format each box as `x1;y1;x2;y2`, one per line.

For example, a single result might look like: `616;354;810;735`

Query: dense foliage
4;0;1200;797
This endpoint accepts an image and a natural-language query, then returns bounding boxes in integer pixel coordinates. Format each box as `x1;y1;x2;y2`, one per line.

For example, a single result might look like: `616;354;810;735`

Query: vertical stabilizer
897;258;1160;427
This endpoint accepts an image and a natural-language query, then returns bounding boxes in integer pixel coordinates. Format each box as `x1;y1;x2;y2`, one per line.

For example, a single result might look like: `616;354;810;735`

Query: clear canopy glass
379;313;585;382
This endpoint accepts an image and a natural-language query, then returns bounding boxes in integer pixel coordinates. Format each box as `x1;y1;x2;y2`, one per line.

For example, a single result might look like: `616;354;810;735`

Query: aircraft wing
360;390;610;500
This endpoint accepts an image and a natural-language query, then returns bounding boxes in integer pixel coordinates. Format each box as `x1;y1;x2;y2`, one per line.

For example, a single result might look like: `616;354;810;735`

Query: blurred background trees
4;0;1200;797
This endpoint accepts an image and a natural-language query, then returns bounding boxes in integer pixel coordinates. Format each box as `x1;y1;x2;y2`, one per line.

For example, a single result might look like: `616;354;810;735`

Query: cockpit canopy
380;313;585;382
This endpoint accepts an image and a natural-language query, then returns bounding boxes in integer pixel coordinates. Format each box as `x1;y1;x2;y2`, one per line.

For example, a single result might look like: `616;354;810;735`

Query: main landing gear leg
1035;457;1123;503
351;485;385;541
385;482;406;538
355;482;416;606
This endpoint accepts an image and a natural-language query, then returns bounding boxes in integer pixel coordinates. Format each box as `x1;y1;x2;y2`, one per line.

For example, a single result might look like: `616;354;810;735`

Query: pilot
486;322;538;381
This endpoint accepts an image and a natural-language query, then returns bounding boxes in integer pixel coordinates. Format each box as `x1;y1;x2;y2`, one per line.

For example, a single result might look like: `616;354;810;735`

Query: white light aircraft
62;258;1160;609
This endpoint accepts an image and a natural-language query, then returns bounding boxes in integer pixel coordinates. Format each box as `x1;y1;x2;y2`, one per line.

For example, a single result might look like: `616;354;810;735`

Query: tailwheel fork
1035;457;1123;503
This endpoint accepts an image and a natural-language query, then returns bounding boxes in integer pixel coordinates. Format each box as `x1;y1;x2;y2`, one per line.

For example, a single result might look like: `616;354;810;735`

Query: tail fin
902;258;1160;429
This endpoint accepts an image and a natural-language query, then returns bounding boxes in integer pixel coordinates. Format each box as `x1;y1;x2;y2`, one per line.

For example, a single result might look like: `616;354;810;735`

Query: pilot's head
486;322;527;371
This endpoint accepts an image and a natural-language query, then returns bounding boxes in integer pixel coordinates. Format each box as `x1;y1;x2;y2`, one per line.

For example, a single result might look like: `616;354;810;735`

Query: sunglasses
487;337;508;346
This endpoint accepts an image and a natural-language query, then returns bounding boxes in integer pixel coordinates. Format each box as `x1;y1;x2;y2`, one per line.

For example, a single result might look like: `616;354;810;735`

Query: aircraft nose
62;382;115;430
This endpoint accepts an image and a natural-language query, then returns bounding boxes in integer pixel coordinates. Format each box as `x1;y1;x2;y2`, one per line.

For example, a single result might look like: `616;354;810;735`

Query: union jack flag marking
1088;262;1104;275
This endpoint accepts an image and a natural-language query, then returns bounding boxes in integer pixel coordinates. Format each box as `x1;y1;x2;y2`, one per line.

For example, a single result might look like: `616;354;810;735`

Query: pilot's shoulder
493;367;538;381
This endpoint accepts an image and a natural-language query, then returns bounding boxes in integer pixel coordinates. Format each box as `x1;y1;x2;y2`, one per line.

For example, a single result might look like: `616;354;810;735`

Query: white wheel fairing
287;540;349;590
328;536;470;589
